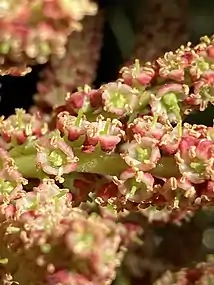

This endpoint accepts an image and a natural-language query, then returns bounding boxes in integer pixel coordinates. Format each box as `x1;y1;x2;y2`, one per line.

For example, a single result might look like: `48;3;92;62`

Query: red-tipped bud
85;116;124;151
120;59;155;87
57;111;89;141
129;115;169;140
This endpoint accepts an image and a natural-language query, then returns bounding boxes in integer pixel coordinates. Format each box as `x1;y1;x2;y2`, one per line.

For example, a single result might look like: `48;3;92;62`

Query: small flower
36;133;78;181
157;49;193;82
175;136;214;184
161;177;196;208
0;148;27;203
57;111;89;141
102;82;139;117
0;109;48;147
113;169;154;203
85;116;124;151
186;76;214;111
150;83;189;122
16;179;70;217
120;59;155;87
129;115;169;141
120;136;161;171
189;56;211;81
64;85;94;115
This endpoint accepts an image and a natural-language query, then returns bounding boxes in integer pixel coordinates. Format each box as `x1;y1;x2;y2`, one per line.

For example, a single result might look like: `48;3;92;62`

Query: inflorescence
0;30;214;284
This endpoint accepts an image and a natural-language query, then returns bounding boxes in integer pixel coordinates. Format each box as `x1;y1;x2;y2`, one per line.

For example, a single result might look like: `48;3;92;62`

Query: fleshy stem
12;150;179;179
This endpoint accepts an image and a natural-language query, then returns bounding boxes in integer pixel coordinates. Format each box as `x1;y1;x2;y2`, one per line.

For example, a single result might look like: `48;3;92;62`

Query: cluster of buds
34;12;104;110
1;32;214;284
154;261;214;285
0;0;97;75
0;35;214;212
0;178;138;285
139;206;194;225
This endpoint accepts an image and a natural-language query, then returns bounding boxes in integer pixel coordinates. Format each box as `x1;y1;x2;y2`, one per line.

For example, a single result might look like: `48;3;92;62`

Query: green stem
13;153;41;178
150;156;180;178
12;150;180;179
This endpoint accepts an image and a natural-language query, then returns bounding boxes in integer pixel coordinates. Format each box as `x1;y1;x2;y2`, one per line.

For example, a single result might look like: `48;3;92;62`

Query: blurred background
1;0;214;125
1;1;214;284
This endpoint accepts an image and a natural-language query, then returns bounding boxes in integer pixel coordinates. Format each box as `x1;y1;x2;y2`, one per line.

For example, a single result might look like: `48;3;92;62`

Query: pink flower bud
57;111;89;141
120;60;155;87
0;109;48;147
85;117;124;151
129;116;169;141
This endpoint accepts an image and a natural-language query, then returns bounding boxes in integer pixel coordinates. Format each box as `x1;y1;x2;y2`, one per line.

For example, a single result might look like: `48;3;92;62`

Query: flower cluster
0;35;214;212
0;31;214;284
0;178;137;285
0;0;97;75
34;12;104;110
154;261;214;285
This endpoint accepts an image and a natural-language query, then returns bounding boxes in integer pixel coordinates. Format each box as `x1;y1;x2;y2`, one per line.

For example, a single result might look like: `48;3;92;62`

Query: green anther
28;197;39;210
49;150;64;167
130;185;137;197
54;189;68;200
136;147;150;162
151;113;158;128
190;162;205;173
100;119;111;135
75;109;84;127
39;43;51;55
177;120;183;137
15;109;25;128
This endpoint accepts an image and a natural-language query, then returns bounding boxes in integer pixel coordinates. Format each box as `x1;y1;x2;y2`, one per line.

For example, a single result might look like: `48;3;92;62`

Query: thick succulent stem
12;149;179;178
